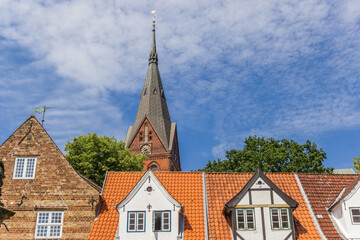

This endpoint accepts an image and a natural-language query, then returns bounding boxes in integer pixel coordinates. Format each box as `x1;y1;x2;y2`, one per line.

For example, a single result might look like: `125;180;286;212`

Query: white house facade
329;177;360;240
114;171;183;240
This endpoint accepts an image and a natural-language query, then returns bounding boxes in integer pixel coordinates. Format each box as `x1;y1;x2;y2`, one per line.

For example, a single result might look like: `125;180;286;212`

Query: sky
1;0;360;171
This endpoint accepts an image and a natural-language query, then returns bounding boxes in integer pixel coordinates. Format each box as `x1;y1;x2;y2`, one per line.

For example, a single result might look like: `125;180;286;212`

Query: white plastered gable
329;180;360;239
115;171;183;240
116;170;182;210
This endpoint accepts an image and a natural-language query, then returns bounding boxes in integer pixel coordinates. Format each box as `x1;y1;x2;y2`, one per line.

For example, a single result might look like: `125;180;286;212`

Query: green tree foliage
65;133;145;185
354;157;360;173
201;136;333;173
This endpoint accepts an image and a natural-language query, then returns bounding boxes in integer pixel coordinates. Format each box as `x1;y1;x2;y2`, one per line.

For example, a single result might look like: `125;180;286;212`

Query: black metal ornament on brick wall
0;159;15;231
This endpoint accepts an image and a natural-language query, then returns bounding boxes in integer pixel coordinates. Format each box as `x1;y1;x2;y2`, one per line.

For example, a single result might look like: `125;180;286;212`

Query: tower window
144;124;149;142
139;132;143;142
150;165;157;172
149;131;152;141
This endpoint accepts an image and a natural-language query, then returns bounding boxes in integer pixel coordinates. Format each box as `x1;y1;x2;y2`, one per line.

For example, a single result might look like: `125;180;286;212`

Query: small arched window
149;131;152;141
151;165;158;172
139;132;143;142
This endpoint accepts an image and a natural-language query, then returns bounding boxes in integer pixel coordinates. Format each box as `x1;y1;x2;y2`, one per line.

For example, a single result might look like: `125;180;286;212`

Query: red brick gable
128;116;176;171
0;115;100;240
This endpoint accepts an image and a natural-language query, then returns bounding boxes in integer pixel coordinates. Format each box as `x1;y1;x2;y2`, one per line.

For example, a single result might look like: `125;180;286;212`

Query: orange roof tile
297;173;359;240
206;172;322;240
88;171;205;240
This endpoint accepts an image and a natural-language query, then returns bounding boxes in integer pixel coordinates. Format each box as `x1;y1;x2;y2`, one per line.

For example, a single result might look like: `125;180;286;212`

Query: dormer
328;176;360;239
224;170;298;240
114;170;184;240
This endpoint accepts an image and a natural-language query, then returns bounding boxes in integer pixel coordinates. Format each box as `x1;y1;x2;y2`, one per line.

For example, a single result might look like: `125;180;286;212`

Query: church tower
125;21;181;172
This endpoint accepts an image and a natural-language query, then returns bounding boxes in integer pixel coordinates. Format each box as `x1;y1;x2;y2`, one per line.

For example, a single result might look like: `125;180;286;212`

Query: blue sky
1;0;360;171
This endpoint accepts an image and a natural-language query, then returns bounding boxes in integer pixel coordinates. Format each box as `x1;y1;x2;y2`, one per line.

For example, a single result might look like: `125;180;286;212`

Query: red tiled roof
206;172;322;240
297;173;359;240
88;172;205;240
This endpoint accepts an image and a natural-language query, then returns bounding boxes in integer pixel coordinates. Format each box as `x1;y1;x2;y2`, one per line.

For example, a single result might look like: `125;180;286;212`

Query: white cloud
1;0;360;163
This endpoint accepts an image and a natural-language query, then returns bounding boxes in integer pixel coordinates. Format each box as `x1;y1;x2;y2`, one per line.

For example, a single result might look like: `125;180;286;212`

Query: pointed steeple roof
126;21;172;149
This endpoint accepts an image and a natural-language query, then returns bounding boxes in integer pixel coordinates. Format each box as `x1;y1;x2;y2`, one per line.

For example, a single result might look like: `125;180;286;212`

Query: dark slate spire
128;21;172;149
149;21;158;64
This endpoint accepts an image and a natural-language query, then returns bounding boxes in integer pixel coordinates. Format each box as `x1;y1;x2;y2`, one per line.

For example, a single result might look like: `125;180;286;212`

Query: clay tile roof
88;171;205;240
297;173;359;240
206;172;322;240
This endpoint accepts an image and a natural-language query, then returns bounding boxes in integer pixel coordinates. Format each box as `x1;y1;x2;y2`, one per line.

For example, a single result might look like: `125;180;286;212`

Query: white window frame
35;211;64;239
270;208;290;230
153;211;171;232
127;211;146;232
236;208;255;230
13;157;37;179
350;208;360;224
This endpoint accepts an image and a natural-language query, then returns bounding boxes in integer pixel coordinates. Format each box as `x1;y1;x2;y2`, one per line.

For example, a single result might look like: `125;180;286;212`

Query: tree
201;136;333;173
354;157;360;173
65;133;145;185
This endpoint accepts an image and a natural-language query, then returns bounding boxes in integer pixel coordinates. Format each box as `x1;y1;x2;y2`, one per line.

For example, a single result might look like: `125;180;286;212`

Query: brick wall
0;115;100;240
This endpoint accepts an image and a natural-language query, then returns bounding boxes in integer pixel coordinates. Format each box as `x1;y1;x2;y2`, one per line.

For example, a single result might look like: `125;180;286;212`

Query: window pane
38;213;49;224
351;209;360;216
163;212;170;230
36;226;48;237
51;212;62;224
25;158;36;178
271;209;280;229
128;213;136;231
237;210;245;229
50;226;61;237
138;213;144;231
281;209;289;228
154;212;162;231
14;158;25;178
247;210;254;229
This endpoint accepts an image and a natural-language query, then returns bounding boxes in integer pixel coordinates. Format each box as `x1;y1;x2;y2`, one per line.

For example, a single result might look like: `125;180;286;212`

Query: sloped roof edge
225;169;298;209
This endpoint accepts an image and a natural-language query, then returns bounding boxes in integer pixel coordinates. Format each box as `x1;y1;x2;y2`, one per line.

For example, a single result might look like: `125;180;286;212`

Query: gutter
202;172;210;240
294;173;327;240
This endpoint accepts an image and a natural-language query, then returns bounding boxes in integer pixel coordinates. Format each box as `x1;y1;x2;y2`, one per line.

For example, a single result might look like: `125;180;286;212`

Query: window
13;157;37;179
35;212;63;238
236;209;255;230
351;208;360;224
153;211;171;232
128;212;145;232
151;165;158;171
271;208;290;229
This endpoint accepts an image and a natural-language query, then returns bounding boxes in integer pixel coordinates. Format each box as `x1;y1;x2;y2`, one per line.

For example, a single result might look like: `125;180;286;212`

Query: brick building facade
125;21;181;172
0;115;100;240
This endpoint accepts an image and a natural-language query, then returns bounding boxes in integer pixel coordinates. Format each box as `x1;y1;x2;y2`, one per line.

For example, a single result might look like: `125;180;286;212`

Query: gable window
236;208;255;230
153;211;171;232
13;157;37;179
351;208;360;224
270;208;290;230
35;212;63;238
128;211;145;232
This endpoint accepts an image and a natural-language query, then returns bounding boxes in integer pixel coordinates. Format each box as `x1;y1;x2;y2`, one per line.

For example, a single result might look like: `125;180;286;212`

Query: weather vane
33;106;56;126
151;10;156;23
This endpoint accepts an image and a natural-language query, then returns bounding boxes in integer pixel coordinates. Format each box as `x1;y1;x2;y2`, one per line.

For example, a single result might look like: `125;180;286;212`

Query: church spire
125;19;172;149
149;20;158;64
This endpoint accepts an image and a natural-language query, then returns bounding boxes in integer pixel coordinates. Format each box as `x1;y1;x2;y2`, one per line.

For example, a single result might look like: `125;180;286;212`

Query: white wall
331;184;360;239
115;176;182;240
